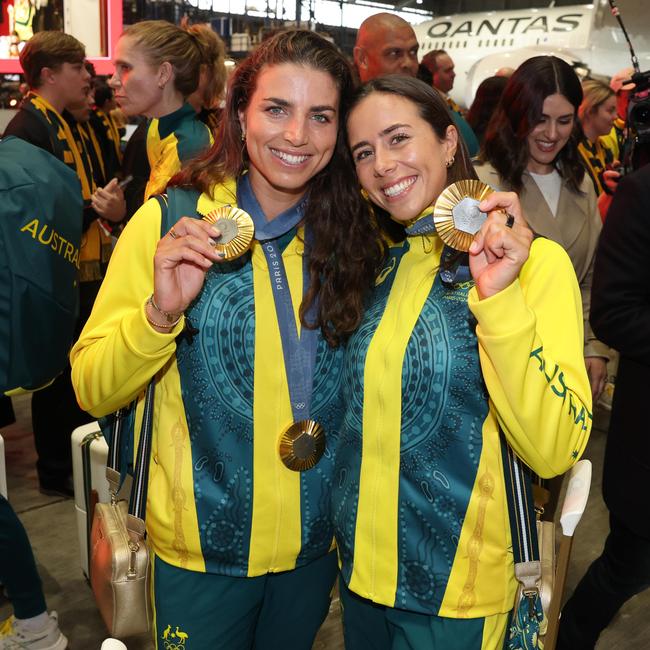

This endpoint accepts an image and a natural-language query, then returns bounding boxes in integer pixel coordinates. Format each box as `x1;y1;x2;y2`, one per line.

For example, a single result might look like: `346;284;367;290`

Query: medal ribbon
403;206;472;285
237;175;319;423
404;207;436;236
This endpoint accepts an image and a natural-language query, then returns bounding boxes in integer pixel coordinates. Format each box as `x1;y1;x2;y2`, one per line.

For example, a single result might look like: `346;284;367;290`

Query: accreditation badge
279;419;326;472
433;180;494;252
202;205;255;260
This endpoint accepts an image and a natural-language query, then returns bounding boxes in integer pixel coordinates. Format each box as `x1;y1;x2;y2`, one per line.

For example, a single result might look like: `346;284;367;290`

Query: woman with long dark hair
476;56;609;404
71;31;384;648
333;74;591;648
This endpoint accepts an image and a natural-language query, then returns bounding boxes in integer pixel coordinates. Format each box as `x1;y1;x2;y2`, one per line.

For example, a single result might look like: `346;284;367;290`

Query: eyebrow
263;97;337;112
350;123;411;153
113;59;130;67
541;112;574;119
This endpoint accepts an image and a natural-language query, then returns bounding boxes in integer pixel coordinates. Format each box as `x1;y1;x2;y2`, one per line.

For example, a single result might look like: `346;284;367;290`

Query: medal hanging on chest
279;419;326;472
238;176;325;472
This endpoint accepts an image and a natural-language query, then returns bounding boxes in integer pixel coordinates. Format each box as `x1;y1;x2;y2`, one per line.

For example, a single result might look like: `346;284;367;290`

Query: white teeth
271;149;309;165
383;177;415;197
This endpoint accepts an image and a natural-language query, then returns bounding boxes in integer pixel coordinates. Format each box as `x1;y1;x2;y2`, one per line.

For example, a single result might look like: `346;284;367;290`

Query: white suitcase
0;433;7;498
71;421;110;578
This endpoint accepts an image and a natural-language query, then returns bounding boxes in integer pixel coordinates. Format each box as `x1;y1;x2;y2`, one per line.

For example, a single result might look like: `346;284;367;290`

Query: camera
623;70;650;171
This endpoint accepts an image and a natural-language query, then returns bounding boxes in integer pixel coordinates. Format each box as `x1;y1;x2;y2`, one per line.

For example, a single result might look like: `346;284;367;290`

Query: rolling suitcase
71;421;109;578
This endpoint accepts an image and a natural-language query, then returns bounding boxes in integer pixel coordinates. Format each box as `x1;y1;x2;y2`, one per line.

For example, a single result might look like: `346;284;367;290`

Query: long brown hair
172;30;385;347
346;75;475;241
481;56;585;193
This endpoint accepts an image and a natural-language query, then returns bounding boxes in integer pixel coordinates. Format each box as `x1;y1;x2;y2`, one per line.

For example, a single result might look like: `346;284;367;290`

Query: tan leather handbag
90;383;154;638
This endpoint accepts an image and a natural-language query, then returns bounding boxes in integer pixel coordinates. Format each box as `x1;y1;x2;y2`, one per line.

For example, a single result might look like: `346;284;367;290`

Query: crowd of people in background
0;9;646;650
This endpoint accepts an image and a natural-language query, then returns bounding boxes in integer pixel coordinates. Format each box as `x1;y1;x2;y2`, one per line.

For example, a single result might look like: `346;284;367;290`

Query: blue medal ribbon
404;209;435;236
403;206;471;285
237;175;319;423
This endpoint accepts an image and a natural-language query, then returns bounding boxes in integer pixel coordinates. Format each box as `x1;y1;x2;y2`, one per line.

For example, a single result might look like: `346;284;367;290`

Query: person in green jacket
333;74;592;649
72;30;384;649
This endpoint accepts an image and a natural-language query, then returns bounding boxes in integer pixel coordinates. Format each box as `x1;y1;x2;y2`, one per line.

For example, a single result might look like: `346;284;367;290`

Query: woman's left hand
469;191;534;299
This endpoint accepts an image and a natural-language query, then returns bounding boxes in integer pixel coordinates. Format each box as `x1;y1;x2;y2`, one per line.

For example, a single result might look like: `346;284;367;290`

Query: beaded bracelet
146;295;182;329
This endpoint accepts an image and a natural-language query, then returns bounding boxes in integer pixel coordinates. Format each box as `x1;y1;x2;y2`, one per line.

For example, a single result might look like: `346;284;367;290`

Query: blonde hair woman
110;20;212;200
578;78;620;205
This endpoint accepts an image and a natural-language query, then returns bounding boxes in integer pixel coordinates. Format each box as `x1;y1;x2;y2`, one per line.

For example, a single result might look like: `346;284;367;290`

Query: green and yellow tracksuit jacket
71;180;342;576
332;232;592;618
144;103;212;201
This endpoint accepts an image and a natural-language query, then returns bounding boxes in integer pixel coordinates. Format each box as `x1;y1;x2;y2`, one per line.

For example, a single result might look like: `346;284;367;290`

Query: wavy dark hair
171;30;384;347
346;75;476;242
481;56;585;193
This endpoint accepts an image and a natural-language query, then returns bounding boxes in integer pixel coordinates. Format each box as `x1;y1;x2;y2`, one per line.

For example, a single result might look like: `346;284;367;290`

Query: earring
445;155;455;168
241;131;246;143
360;188;369;201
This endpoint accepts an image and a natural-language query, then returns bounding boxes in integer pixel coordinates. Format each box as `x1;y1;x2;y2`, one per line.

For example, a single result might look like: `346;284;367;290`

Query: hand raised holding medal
431;180;533;299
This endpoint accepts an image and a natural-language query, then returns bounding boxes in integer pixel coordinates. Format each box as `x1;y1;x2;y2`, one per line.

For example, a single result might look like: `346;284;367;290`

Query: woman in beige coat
475;55;608;403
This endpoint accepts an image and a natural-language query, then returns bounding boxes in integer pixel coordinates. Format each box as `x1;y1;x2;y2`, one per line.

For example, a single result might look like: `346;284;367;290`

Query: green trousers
152;550;337;649
339;577;509;650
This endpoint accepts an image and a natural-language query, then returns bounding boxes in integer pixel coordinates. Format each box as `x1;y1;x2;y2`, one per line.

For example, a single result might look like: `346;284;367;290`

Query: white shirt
529;169;562;218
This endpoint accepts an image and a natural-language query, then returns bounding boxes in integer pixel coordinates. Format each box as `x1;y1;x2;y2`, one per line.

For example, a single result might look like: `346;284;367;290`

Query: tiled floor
2;394;649;649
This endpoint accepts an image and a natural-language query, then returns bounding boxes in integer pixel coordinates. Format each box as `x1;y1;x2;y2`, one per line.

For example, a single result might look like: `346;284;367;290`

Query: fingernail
208;238;217;246
217;252;226;259
210;227;221;237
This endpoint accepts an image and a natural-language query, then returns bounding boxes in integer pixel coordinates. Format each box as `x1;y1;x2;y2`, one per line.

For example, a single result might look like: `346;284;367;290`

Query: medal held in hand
433;180;494;252
202;205;255;260
279;419;326;471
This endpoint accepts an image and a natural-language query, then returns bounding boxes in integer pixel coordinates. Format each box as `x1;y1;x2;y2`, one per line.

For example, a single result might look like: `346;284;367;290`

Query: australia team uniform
332;229;592;649
71;179;341;649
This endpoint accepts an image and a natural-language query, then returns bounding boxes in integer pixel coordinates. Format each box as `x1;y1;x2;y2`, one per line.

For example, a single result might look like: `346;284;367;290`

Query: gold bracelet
148;294;183;326
145;312;176;330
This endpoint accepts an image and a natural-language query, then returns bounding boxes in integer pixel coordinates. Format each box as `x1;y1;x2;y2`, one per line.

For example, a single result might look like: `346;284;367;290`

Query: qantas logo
426;12;585;39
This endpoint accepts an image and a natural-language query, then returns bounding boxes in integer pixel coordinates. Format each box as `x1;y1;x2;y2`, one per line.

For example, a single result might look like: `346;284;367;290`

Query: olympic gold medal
279;420;326;472
202;205;255;260
433;180;494;252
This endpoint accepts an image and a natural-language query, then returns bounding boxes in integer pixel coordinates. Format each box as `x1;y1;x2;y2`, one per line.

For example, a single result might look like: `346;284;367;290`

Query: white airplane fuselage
413;1;650;108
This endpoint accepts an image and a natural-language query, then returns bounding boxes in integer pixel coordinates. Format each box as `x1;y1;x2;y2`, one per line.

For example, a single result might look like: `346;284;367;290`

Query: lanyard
404;209;472;284
237;175;319;422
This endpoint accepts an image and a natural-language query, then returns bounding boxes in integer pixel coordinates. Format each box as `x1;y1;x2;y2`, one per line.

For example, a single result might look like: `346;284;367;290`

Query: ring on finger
169;226;179;240
505;213;515;229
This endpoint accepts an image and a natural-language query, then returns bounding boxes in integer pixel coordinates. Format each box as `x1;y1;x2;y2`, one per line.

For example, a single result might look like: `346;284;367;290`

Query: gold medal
202;205;255;260
279;420;326;472
433;180;494;252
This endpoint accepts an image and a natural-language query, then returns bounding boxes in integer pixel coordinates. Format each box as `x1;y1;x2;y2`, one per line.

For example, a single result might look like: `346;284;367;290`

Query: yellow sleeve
467;238;592;477
70;198;184;418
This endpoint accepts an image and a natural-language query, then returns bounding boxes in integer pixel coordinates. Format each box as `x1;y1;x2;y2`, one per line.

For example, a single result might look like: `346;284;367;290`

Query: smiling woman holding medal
71;31;384;649
332;75;593;649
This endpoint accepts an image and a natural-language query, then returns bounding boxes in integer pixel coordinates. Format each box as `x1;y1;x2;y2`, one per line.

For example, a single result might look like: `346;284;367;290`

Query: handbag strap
500;434;542;591
105;381;155;521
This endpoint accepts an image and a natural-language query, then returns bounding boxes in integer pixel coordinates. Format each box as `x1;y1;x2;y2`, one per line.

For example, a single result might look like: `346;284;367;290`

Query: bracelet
145;312;177;330
148;294;183;325
146;295;183;329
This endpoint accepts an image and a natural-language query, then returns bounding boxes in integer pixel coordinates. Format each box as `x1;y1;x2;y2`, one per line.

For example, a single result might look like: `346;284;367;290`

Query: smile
270;148;310;166
382;176;416;198
535;140;558;153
